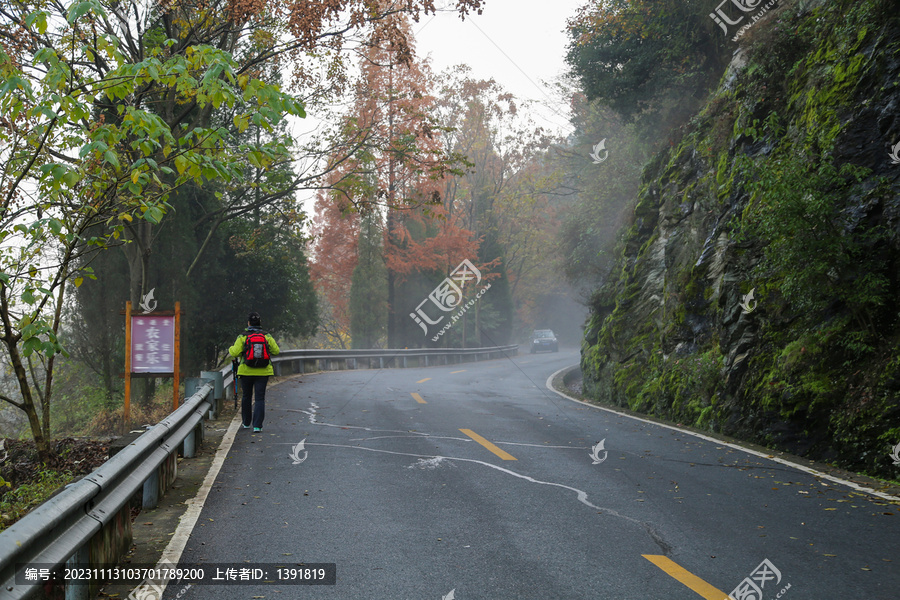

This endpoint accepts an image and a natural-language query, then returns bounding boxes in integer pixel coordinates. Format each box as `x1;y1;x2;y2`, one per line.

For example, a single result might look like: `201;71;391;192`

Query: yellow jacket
229;329;280;376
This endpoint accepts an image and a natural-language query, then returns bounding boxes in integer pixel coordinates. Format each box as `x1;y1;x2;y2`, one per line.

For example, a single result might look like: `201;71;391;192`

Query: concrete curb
546;364;900;503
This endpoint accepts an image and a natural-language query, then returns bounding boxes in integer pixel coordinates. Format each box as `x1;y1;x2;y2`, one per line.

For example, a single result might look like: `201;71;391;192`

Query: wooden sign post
124;301;132;430
173;302;181;410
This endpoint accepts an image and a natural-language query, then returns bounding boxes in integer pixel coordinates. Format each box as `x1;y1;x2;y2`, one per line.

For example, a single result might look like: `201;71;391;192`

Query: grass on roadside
0;470;75;532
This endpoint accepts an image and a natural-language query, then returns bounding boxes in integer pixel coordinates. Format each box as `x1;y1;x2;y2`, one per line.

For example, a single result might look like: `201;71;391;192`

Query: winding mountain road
169;349;899;599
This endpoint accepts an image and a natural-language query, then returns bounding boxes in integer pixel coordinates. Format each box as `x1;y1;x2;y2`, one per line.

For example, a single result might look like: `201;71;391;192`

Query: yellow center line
416;378;432;383
642;555;729;600
450;369;467;374
410;392;426;404
459;429;517;461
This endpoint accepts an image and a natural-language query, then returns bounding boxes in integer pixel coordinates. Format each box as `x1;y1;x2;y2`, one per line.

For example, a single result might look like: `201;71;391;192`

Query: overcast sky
413;0;586;135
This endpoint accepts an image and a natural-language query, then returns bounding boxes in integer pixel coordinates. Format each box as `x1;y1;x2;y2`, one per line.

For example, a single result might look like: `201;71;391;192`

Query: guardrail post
201;371;223;419
143;468;160;509
182;378;205;458
65;546;90;600
184;428;196;458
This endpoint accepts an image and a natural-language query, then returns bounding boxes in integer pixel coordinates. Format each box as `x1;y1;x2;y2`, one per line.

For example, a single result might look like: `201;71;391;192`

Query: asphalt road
170;348;900;599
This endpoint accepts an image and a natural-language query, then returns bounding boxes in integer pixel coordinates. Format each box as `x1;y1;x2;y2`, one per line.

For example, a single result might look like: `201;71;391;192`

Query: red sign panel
131;316;175;373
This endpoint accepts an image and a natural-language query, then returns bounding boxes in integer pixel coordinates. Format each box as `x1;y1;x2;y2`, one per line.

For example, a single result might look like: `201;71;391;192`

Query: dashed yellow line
459;429;517;461
410;392;426;404
642;555;729;600
416;378;431;383
450;369;466;374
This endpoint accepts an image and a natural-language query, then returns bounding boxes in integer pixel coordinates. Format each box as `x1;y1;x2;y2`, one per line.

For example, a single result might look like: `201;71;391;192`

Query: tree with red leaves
314;18;481;348
308;189;359;348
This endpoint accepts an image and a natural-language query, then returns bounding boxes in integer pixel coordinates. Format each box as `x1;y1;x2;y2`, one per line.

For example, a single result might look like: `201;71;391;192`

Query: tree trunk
475;292;481;347
0;286;51;462
39;278;67;440
462;302;467;349
123;220;152;306
386;62;397;348
386;208;396;348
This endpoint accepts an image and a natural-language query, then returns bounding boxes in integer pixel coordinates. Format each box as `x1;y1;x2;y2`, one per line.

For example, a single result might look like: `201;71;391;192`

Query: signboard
123;297;182;429
131;316;175;373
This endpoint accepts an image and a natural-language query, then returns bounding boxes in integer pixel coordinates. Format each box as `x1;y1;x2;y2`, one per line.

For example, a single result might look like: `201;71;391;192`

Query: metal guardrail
0;382;215;600
271;344;518;374
0;345;514;599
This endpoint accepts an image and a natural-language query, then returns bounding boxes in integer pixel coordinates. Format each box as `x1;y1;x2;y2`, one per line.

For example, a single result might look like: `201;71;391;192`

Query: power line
465;17;574;132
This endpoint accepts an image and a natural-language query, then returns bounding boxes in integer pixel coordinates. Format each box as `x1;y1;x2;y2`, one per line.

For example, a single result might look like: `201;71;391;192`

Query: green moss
579;0;900;479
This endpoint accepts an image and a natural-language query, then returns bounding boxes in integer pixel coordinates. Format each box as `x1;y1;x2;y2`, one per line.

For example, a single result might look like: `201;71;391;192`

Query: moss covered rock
581;0;900;479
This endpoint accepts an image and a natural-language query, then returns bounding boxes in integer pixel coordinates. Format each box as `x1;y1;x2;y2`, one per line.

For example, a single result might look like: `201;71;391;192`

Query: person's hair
248;312;261;327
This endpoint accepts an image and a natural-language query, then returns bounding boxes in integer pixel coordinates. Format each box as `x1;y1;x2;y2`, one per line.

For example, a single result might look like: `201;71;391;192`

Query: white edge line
546;364;900;503
135;411;243;595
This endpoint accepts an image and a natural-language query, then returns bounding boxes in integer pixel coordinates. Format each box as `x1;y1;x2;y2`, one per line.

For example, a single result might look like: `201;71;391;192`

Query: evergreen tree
566;0;730;130
350;213;388;348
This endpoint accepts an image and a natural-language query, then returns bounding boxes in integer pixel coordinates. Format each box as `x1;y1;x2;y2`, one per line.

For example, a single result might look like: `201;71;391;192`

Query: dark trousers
240;375;269;428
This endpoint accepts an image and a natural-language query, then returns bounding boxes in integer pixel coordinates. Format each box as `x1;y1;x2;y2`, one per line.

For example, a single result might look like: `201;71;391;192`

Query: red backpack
243;331;270;368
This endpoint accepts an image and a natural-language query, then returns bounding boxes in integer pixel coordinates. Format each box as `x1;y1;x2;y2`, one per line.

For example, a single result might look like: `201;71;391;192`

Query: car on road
530;329;558;353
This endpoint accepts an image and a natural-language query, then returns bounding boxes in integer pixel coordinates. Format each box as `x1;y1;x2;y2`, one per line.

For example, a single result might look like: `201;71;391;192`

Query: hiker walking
229;312;280;432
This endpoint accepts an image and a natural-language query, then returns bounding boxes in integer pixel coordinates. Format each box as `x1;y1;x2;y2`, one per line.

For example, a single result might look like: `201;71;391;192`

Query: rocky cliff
581;0;900;479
